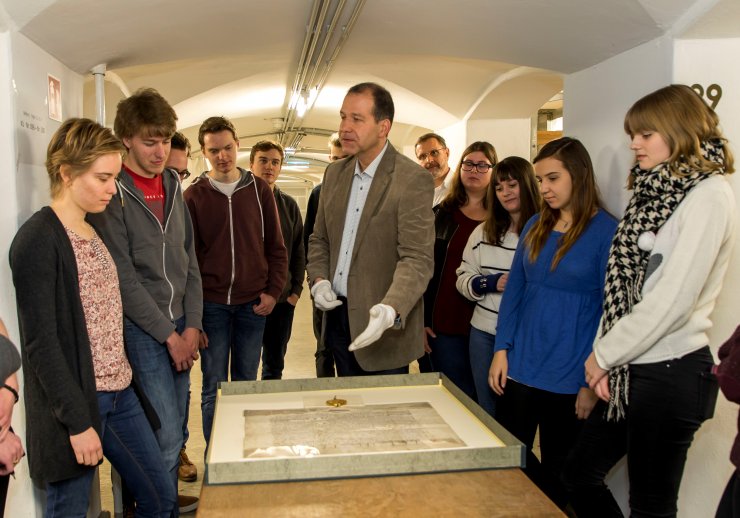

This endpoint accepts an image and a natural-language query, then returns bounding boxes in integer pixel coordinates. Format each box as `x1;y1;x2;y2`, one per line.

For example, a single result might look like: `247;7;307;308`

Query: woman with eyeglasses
422;141;497;401
489;137;617;510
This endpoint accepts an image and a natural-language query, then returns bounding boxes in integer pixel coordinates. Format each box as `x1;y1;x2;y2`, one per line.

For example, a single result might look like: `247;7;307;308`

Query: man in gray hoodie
88;88;202;515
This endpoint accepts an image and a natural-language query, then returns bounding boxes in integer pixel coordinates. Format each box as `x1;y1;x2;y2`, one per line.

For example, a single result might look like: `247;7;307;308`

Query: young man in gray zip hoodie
88;87;202;515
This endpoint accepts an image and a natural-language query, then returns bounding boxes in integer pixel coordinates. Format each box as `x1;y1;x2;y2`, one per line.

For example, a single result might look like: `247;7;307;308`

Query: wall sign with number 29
691;84;722;109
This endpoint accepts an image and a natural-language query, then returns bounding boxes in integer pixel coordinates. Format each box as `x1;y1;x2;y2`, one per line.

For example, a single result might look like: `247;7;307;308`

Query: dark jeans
201;300;265;445
416;351;434;373
562;347;718;518
469;327;497;416
496;379;581;510
324;299;408;377
124;317;189;516
261;301;296;380
46;387;175;518
717;469;740;518
313;306;335;378
428;333;477;401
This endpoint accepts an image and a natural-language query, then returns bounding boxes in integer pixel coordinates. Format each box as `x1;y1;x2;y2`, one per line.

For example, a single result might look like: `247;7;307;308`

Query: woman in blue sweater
490;137;617;509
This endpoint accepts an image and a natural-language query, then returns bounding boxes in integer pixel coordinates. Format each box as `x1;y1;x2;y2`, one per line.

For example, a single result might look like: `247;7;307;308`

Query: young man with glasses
165;132;198;484
415;133;452;206
168;131;192;183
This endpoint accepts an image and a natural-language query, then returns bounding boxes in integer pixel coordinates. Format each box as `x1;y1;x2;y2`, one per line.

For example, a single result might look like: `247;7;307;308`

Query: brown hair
347;82;394;123
171;131;191;156
624;84;734;186
439;141;498;211
46;118;125;198
483;156;540;245
526;137;604;268
250;140;285;164
328;132;341;148
114;88;177;143
198;116;238;148
415;132;447;148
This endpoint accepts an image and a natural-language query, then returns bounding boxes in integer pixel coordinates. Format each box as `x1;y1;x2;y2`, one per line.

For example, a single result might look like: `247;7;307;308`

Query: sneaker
178;447;197;482
178;494;199;514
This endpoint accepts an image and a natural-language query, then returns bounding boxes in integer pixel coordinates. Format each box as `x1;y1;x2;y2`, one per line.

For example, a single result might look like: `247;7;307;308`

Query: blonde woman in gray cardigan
456;156;540;417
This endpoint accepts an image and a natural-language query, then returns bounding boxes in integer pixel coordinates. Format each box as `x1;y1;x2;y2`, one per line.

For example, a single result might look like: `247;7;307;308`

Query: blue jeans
46;387;175;518
261;301;296;380
469;327;498;417
428;333;477;401
201;300;265;445
124;317;189;515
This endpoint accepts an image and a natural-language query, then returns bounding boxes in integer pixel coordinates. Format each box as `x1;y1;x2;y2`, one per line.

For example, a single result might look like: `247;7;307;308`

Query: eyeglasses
177;169;191;181
461;160;493;173
416;148;446;162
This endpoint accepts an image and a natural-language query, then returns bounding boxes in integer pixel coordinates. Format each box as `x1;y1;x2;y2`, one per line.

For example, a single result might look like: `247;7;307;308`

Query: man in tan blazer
307;82;434;376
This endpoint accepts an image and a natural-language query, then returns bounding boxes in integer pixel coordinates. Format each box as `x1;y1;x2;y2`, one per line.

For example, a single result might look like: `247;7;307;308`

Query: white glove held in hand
349;304;396;352
310;279;343;311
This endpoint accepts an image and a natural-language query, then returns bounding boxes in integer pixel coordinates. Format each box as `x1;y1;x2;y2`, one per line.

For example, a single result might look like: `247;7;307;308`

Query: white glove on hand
349;304;396;352
310;279;343;311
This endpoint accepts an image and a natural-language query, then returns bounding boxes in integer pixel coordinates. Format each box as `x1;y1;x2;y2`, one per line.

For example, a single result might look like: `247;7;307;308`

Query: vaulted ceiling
1;0;736;179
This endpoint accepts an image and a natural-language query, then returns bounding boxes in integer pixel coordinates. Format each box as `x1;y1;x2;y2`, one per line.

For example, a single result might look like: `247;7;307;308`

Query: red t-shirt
123;164;165;225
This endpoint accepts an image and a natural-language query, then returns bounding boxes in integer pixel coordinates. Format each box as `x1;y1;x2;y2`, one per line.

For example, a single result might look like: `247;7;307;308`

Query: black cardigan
10;207;102;483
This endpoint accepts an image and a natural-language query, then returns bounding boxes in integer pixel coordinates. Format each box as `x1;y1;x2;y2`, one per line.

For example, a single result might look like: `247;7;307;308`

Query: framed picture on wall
47;74;62;122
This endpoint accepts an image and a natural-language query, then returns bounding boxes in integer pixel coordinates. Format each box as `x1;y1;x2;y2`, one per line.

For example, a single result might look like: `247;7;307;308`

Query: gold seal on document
326;396;347;407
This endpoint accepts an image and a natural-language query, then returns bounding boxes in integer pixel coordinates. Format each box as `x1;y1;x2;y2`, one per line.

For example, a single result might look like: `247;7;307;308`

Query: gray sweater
88;168;203;342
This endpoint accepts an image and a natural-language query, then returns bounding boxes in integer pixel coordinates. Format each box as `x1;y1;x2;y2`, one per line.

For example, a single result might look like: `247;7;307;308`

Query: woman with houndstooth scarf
563;84;735;518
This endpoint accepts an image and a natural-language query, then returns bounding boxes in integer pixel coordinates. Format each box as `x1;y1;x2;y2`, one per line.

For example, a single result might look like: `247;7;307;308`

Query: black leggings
495;379;582;510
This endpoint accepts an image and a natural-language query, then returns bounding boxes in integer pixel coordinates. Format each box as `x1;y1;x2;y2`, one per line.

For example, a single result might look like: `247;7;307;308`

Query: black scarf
600;139;726;421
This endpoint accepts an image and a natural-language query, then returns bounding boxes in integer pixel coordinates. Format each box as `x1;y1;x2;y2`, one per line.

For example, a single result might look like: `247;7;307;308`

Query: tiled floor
99;282;320;516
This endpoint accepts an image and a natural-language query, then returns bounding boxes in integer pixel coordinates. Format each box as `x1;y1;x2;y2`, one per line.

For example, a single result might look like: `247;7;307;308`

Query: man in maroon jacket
183;116;287;447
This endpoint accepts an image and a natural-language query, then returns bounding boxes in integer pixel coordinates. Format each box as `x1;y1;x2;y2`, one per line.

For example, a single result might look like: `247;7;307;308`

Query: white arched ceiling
3;0;722;175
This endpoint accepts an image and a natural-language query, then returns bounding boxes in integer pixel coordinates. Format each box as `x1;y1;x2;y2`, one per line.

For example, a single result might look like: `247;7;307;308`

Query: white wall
467;118;531;163
1;29;84;518
565;34;674;217
673;37;740;517
565;33;740;517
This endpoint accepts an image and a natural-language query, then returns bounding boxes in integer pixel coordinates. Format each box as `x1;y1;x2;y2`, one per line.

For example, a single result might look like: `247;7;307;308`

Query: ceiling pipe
282;0;366;149
280;0;324;143
90;64;107;125
313;0;366;95
303;0;347;94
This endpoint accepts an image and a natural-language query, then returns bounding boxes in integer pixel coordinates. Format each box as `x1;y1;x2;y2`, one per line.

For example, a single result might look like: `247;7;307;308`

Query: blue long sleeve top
494;209;617;394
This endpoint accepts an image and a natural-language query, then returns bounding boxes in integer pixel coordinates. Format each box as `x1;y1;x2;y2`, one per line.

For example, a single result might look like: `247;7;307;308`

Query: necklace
557;218;571;232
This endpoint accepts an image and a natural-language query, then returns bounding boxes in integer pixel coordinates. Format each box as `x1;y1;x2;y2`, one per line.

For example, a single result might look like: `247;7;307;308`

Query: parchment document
243;402;465;458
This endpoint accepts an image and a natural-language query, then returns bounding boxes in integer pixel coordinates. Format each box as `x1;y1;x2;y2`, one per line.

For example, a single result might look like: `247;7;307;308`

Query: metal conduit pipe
90;63;106;125
289;0;320;106
314;0;366;94
281;0;322;142
304;0;347;92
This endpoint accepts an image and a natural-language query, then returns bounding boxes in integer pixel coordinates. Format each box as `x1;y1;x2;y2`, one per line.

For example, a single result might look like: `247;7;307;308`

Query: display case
206;373;523;484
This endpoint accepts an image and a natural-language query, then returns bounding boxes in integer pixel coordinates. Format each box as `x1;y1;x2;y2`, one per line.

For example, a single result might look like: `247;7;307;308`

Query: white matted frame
206;373;524;484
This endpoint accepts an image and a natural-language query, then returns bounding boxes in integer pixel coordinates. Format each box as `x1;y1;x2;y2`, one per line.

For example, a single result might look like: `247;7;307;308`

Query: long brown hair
525;137;604;268
439;141;498;211
483;156;540;245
